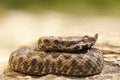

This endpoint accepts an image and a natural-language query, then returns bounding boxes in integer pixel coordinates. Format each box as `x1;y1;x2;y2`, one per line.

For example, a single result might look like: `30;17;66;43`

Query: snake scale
8;34;104;77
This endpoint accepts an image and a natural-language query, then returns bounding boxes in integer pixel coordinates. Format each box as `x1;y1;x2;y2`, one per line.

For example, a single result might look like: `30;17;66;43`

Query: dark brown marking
39;39;42;42
51;62;56;73
62;65;69;74
73;45;80;50
38;62;44;73
41;45;46;50
90;61;98;74
31;58;37;67
73;65;80;75
18;57;23;63
57;59;62;65
22;61;28;72
40;54;47;59
24;64;29;73
63;55;71;59
96;58;103;69
38;62;42;68
81;45;88;50
54;40;61;45
57;59;62;72
69;59;77;75
44;39;50;44
85;59;93;69
66;41;76;47
9;55;14;63
52;46;58;50
45;59;50;73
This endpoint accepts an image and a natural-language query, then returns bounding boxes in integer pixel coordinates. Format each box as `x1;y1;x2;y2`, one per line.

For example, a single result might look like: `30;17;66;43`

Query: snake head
82;34;98;45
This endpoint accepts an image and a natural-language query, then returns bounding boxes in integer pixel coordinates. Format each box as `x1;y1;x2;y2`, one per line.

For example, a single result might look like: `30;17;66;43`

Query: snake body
38;34;98;52
8;34;104;77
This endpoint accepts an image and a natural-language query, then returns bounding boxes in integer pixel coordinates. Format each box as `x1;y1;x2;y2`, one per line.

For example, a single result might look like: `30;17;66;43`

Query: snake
8;34;104;77
38;34;98;52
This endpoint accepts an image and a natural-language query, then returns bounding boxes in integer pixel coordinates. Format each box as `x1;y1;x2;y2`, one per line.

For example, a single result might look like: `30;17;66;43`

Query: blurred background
0;0;120;62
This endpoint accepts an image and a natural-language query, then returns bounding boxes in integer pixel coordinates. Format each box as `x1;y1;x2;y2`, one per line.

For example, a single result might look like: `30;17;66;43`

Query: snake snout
83;34;98;45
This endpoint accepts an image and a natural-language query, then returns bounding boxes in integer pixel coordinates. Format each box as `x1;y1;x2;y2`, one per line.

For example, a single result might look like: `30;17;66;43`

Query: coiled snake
8;34;103;77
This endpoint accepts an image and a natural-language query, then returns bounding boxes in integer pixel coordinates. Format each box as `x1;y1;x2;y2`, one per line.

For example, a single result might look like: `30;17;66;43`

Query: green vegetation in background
0;0;120;16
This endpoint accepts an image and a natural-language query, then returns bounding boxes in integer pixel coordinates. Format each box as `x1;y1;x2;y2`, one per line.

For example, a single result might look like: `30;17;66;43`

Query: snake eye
82;36;89;42
84;36;89;39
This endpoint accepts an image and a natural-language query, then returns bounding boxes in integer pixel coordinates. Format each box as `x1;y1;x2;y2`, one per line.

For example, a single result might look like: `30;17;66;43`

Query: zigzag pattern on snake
8;34;104;77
